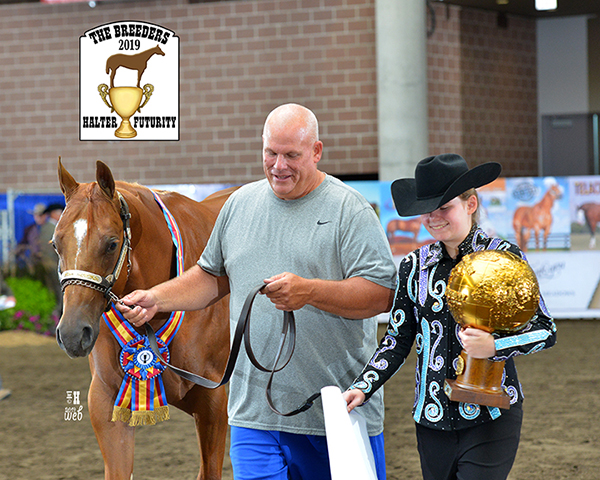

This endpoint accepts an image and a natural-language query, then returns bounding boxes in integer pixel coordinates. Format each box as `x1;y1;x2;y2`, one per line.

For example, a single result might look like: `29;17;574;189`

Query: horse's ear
96;160;116;200
58;156;79;201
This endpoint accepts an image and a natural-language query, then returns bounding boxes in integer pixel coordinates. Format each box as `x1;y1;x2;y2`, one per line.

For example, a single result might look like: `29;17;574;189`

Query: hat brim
391;162;501;217
43;203;65;215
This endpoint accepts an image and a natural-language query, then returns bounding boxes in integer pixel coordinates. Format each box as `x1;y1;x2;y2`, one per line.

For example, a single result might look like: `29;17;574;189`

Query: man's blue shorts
230;425;386;480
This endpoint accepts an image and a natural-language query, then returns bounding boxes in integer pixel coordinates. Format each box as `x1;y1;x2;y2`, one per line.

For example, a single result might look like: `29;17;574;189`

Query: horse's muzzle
56;323;96;358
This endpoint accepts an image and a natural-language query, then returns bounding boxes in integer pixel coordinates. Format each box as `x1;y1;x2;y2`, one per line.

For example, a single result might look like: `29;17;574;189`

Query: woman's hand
458;327;496;358
342;388;366;413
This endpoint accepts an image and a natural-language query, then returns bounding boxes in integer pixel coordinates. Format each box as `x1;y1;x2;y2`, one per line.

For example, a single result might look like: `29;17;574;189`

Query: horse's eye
107;241;119;254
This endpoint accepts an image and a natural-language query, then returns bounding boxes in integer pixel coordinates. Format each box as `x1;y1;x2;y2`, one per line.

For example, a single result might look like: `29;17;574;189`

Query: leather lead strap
145;283;321;416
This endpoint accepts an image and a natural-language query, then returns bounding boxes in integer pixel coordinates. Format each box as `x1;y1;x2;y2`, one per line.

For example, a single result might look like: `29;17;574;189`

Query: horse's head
153;44;165;56
549;183;563;200
54;158;130;358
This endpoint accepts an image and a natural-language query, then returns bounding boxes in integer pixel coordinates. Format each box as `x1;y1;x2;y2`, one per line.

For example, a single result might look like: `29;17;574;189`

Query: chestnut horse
54;159;235;480
577;202;600;248
512;183;562;251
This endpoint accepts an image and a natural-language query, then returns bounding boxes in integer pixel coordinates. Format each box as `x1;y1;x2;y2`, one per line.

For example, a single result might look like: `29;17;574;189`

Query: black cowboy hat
43;203;65;215
391;153;501;217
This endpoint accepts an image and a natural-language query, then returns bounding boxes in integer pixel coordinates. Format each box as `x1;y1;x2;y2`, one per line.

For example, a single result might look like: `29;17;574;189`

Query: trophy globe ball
446;250;540;334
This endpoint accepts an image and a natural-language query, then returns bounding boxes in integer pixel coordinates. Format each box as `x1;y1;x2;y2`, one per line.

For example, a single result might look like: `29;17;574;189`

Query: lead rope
145;283;321;416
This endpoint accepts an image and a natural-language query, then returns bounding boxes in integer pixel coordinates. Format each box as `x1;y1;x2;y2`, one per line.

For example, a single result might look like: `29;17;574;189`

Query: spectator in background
39;203;64;316
15;203;47;275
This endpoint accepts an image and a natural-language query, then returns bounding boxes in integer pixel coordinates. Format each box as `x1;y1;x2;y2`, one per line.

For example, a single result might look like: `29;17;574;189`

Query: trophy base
444;352;511;409
115;120;137;139
444;379;510;409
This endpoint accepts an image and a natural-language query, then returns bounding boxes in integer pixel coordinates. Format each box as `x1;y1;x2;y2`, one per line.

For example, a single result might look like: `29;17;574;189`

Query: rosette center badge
80;21;179;140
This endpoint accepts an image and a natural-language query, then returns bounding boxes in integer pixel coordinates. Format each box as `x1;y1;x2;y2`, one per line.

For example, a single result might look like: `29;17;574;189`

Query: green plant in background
0;276;58;335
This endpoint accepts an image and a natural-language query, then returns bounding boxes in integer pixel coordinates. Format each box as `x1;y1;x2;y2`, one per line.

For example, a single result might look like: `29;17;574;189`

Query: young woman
344;153;557;480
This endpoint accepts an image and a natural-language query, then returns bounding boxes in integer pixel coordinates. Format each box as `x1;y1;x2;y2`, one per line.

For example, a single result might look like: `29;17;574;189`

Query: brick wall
459;9;538;175
427;3;463;156
427;4;538;174
0;0;380;190
0;0;538;193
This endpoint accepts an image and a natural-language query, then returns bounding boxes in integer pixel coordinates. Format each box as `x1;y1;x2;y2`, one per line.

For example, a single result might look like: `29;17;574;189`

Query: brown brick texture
428;4;538;174
0;0;538;192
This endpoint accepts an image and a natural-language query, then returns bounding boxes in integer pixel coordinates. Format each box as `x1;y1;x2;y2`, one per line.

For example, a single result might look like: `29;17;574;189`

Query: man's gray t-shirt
199;175;397;436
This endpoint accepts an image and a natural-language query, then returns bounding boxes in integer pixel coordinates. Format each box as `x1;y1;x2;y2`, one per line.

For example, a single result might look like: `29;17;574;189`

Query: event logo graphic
512;181;538;202
80;21;179;141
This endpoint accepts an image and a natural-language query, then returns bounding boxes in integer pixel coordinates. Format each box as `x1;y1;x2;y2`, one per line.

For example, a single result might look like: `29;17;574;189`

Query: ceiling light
536;0;557;11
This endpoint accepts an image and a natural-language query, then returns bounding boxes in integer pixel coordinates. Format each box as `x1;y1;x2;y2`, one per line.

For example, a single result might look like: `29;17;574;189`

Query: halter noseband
59;192;132;310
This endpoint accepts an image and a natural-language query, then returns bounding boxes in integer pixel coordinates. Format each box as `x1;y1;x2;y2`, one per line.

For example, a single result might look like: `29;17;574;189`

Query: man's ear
313;140;323;163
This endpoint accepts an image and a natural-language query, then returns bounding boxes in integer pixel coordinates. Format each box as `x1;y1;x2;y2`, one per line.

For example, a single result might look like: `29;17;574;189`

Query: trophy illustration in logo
444;250;540;409
98;45;164;138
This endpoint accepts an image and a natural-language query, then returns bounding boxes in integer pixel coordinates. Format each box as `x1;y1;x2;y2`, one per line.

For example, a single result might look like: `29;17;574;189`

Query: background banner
5;175;599;319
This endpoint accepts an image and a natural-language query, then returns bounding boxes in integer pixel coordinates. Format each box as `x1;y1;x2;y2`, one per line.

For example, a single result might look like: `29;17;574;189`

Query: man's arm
262;272;394;319
115;264;230;326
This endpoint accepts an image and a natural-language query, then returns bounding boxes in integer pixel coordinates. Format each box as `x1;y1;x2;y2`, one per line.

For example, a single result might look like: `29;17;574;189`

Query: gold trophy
98;84;153;138
444;250;540;409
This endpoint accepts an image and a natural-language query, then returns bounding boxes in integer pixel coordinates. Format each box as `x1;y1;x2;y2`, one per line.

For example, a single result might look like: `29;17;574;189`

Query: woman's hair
459;188;479;225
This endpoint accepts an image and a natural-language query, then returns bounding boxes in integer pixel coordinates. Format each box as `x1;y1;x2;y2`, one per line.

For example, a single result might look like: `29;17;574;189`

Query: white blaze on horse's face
73;219;88;266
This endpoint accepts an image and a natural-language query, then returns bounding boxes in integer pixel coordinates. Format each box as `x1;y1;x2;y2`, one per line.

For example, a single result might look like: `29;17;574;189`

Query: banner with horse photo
478;176;588;319
4;173;600;325
348;175;599;319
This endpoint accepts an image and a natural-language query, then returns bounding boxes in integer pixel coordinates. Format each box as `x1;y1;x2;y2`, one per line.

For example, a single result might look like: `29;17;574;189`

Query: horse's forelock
64;183;120;226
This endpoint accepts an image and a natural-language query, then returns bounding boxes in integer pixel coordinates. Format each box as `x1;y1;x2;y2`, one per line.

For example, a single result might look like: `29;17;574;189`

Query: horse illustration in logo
512;183;562;251
106;44;165;88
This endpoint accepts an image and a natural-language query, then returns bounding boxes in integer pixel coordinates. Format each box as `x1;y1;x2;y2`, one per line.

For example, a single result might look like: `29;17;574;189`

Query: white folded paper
321;385;377;480
0;295;15;311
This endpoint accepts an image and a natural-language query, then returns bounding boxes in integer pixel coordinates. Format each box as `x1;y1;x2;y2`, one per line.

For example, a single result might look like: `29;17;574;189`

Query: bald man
117;104;396;480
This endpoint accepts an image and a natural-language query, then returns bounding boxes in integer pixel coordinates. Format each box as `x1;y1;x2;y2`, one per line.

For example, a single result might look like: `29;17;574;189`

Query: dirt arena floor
0;320;597;480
